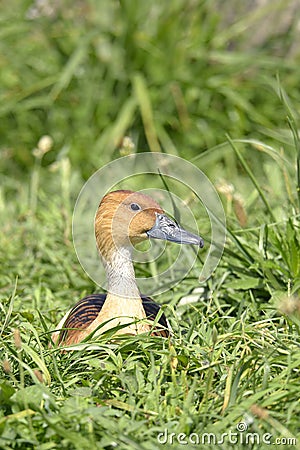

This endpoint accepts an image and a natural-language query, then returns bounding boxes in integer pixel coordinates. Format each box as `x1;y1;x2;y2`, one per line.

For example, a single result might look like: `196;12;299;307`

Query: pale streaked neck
103;246;140;299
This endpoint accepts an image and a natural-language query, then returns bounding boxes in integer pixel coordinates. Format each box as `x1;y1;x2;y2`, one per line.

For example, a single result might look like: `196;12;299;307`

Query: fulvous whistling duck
52;190;204;345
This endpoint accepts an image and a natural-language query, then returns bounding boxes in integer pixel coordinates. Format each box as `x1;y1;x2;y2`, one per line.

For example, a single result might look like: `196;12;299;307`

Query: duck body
52;190;203;346
54;294;169;345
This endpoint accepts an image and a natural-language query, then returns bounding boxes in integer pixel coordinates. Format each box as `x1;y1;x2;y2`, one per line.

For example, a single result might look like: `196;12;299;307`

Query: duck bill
146;213;204;248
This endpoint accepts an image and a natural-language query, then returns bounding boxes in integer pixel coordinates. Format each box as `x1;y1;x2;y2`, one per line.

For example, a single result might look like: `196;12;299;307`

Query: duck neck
103;247;141;299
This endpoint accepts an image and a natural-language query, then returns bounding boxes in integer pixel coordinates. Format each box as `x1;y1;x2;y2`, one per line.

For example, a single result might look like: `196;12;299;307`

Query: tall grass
1;0;300;176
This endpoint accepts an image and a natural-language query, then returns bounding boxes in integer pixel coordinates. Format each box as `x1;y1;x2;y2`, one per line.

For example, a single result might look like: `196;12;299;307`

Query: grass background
1;0;300;448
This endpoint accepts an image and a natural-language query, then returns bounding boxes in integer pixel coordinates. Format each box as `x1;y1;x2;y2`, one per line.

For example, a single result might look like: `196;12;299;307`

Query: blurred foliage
1;0;300;179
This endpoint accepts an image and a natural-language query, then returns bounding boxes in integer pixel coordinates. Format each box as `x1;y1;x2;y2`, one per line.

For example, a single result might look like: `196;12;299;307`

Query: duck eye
130;203;141;211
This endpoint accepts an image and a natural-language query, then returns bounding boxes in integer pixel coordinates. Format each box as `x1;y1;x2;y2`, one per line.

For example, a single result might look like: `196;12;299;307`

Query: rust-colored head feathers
95;190;164;259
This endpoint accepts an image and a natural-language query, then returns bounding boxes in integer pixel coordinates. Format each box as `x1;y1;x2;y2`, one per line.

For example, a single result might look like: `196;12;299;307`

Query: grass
1;1;300;449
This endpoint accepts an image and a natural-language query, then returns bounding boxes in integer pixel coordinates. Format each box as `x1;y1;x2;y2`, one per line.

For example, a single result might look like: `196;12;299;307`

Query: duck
52;190;204;346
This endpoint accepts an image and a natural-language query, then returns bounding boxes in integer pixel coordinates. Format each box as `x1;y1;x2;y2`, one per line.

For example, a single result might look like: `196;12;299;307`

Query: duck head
95;190;204;260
